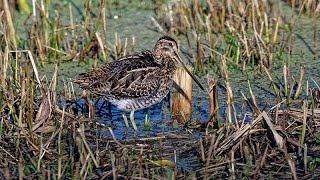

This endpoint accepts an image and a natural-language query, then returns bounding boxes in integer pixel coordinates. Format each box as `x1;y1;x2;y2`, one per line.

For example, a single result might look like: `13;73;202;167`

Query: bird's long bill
175;52;205;90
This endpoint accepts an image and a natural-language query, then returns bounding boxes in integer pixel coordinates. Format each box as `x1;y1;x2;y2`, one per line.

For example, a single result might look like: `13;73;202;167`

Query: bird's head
153;35;180;60
153;35;204;90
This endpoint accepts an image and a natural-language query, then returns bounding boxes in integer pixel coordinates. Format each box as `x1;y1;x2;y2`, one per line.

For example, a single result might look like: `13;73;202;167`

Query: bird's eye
169;42;173;46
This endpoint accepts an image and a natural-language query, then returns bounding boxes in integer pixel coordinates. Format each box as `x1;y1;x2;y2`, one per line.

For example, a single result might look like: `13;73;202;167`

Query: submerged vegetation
0;0;319;179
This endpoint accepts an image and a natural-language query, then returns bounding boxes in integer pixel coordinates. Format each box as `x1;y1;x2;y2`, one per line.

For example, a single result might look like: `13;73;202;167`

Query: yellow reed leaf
146;159;176;167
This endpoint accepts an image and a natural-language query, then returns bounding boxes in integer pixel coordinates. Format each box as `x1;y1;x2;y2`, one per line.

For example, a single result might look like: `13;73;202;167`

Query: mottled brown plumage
72;36;203;130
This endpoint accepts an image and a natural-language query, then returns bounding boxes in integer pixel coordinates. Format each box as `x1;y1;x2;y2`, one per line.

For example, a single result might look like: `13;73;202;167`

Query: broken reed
152;0;312;70
207;75;220;128
170;65;193;122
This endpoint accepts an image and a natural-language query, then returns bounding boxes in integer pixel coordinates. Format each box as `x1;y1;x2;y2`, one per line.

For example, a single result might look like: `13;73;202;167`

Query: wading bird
72;36;203;130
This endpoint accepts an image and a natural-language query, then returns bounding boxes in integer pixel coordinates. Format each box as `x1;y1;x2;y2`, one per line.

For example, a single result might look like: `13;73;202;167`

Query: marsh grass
152;0;319;73
0;0;320;179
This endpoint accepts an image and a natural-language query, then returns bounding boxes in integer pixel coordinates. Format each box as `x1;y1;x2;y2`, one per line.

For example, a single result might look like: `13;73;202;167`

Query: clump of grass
1;0;111;66
199;65;320;179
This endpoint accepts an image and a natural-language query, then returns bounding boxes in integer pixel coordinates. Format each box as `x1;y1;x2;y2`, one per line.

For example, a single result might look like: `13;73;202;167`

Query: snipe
72;36;203;130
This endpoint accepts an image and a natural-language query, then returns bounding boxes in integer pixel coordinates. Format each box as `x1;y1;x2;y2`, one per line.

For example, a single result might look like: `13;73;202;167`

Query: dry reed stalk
131;36;136;53
167;1;174;32
252;1;267;66
230;149;235;180
205;133;216;167
29;1;37;56
107;127;125;147
111;153;116;179
88;99;95;119
304;143;308;174
95;32;106;61
51;10;60;63
23;65;33;130
77;128;99;168
294;66;305;99
3;0;17;48
0;51;4;90
239;22;249;69
63;82;69;100
170;65;193;122
248;80;259;113
43;0;50;46
139;147;143;178
284;65;289;102
200;138;205;162
312;1;318;56
262;65;280;97
207;76;215;116
195;34;204;74
36;120;46;172
241;81;260;115
62;32;70;51
114;32;119;59
221;56;238;127
69;2;75;40
207;75;220;127
273;17;280;44
261;111;284;148
100;0;106;39
123;37;128;57
205;14;213;57
84;0;90;33
79;153;90;178
57;107;66;180
82;5;102;60
18;155;24;179
39;1;46;57
300;99;308;145
150;16;165;33
51;64;58;105
19;63;25;134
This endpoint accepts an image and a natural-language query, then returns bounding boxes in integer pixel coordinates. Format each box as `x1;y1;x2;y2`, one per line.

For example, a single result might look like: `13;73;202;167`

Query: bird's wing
109;67;163;99
73;50;163;98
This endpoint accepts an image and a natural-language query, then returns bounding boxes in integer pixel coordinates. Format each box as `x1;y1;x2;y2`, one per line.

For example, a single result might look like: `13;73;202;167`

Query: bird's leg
122;112;129;128
144;108;150;127
130;111;138;131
